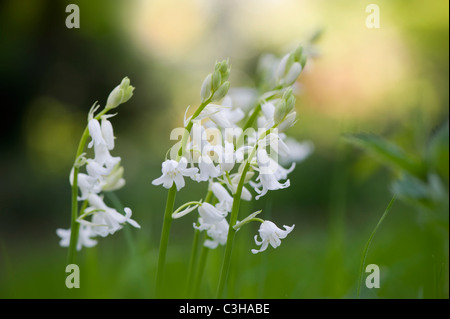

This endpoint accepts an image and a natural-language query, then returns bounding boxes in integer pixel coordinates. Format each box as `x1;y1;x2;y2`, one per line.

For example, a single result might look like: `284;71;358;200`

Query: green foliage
346;121;449;298
345;121;449;216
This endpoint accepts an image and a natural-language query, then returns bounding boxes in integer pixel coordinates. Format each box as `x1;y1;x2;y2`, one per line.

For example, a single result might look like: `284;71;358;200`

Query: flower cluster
153;46;313;254
57;78;140;251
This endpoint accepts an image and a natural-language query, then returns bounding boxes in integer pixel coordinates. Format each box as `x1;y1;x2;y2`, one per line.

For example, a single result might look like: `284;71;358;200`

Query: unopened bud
300;55;307;69
200;73;212;102
277;111;297;132
293;46;303;62
106;77;135;109
284;62;302;85
212;69;222;91
286;95;296;113
282;87;293;101
212;81;230;101
274;99;287;124
219;59;230;81
276;54;290;79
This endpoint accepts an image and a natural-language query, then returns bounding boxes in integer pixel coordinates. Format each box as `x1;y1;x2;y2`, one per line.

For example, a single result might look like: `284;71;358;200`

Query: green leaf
344;133;425;179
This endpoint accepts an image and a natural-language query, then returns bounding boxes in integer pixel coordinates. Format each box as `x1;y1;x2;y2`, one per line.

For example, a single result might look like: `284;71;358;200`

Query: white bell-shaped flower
251;220;294;254
100;115;116;150
79;194;140;237
204;219;229;249
56;225;98;251
251;149;290;200
197;154;221;182
152;157;198;191
211;182;233;213
196;203;227;228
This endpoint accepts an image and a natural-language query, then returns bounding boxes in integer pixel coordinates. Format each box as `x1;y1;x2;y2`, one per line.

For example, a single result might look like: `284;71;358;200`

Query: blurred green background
0;0;448;298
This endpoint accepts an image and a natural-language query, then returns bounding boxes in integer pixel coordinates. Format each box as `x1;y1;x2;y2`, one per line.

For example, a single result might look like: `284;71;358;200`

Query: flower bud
277;111;297;132
276;54;289;79
293;46;303;62
300;55;307;69
282;87;293;101
106;77;135;110
217;59;230;81
286;95;296;114
274;99;288;124
212;69;222;91
211;81;230;102
284;62;302;85
200;73;212;102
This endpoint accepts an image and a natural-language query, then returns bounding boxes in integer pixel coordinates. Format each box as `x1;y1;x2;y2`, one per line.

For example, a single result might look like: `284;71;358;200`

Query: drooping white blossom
78;193;140;237
251;220;294;254
211;182;233;213
193;203;229;249
250;148;291;200
152;157;198;191
195;203;227;227
196;154;221;182
56;225;98;251
203;219;229;249
59;77;138;252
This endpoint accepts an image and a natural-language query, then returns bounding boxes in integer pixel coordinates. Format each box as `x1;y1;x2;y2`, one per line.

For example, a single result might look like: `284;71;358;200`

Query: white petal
101;117;115;150
251;240;269;254
211;182;233;203
173;173;185;191
204;239;219;249
88;119;105;148
124;207;141;228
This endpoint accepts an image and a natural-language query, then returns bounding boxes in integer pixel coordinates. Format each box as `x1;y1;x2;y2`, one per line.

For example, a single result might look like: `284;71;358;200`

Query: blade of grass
357;195;396;298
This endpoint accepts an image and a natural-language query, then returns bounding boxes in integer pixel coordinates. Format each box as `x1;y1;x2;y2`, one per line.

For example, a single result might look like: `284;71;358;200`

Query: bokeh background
0;0;448;298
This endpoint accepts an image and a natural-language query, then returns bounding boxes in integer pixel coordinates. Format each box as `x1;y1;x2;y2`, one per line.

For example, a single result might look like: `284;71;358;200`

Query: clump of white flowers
152;45;314;297
58;78;140;258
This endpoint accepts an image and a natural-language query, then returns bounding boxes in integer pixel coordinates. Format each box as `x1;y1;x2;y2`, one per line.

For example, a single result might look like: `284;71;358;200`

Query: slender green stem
155;184;177;297
216;129;271;298
236;104;261;150
251;218;265;224
192;241;210;298
243;104;261;131
216;161;250;298
155;98;212;296
185;189;213;297
357;195;396;298
67;108;109;265
177;97;212;159
67;198;88;265
185;228;201;297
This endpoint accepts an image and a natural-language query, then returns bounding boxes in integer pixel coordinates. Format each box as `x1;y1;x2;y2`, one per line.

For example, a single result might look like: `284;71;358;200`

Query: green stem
216;161;250;298
67;198;88;265
155;184;177;297
155;97;212;297
243;104;261;131
236;104;261;150
177;97;212;159
357;195;396;298
192;241;210;298
67;108;109;265
185;228;201;297
185;189;213;297
216;129;271;298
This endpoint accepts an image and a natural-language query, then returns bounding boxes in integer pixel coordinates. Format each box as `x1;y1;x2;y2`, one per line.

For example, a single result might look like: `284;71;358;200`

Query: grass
1;190;447;298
